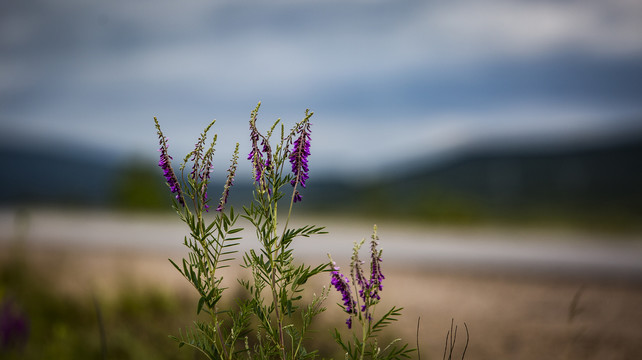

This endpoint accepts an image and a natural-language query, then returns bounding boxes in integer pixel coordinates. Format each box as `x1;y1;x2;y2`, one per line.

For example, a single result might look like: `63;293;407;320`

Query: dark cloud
314;52;642;117
1;0;641;171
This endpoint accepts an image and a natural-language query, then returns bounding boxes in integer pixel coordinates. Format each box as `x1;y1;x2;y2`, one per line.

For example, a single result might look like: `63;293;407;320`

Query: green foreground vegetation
0;250;205;359
0;247;400;360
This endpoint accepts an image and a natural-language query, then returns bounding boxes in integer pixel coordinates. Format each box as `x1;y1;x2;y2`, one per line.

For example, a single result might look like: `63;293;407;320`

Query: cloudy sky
2;0;642;176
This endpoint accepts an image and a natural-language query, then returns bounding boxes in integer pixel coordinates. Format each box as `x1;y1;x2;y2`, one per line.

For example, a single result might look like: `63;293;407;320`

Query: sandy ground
3;245;641;360
1;208;642;359
387;268;642;360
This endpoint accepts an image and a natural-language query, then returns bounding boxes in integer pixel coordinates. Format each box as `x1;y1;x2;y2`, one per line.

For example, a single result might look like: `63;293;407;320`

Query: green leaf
168;258;183;276
197;296;206;314
372;306;404;335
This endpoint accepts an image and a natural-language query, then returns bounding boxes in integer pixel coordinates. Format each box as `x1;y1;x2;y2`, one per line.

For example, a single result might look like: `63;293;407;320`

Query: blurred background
1;0;642;359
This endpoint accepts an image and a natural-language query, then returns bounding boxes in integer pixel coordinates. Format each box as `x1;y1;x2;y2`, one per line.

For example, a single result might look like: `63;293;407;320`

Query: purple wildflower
155;118;185;206
190;138;204;181
217;143;239;212
262;138;272;173
248;117;265;184
0;297;29;351
351;246;375;321
200;144;216;212
190;121;216;182
203;191;210;212
330;261;357;328
352;255;368;303
332;227;385;328
368;237;384;300
289;121;311;192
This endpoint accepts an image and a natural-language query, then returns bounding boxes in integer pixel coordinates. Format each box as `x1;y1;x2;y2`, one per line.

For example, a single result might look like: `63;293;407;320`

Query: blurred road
1;208;641;280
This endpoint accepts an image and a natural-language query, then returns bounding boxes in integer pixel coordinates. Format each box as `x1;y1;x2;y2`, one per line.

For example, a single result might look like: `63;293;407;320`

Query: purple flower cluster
262;138;272;174
156;124;185;206
190;121;216;181
190;137;205;181
200;148;215;212
248;120;269;185
330;232;385;328
190;123;216;212
246;106;313;203
217;144;239;212
368;238;384;301
330;262;357;328
289;122;311;187
288;122;311;202
0;298;29;351
353;257;368;305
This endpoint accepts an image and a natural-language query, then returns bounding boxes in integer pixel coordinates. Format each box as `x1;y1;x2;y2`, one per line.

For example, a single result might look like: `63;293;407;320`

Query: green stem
360;317;368;360
280;183;297;246
256;175;287;360
270;264;286;360
214;215;231;360
269;194;287;360
197;209;229;360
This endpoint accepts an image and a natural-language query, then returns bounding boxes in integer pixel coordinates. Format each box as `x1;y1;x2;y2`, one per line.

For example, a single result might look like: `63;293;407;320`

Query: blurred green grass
0;248;208;360
0;246;369;360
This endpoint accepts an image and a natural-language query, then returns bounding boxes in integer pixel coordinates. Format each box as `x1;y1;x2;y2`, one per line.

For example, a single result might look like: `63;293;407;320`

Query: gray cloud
1;0;641;173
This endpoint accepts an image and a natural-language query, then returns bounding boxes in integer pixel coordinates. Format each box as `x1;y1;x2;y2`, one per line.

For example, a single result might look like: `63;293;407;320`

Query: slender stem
360;315;368;360
213;215;231;360
273;170;303;360
214;312;230;360
280;181;297;245
256;171;287;360
417;317;422;360
197;209;229;359
92;295;107;360
279;150;300;252
270;263;286;360
268;188;287;360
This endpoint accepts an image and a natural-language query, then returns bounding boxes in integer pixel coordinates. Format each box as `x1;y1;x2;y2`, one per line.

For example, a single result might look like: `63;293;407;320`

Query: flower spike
369;226;384;300
330;226;385;328
217;143;240;212
289;110;313;202
329;257;357;328
248;103;266;185
154;117;185;207
190;120;216;181
200;133;217;212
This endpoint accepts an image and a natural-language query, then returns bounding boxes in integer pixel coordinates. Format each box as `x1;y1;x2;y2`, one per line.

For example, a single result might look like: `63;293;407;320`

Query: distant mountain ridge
2;130;642;229
304;130;642;229
0;143;119;206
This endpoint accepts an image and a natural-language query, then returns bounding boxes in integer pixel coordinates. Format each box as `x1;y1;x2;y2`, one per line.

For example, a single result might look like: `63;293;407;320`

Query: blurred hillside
2;128;641;230
304;130;642;230
0;146;167;210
